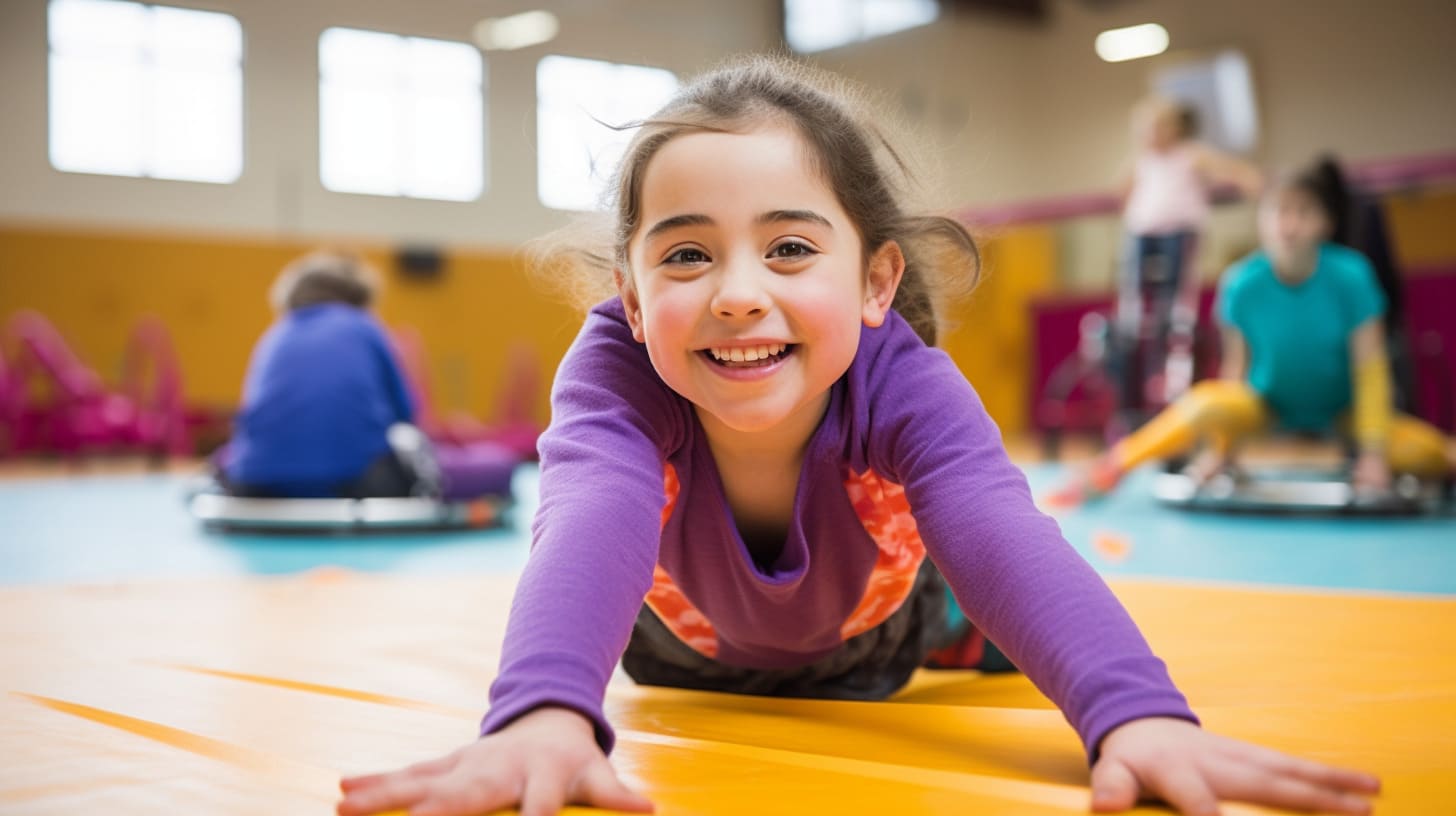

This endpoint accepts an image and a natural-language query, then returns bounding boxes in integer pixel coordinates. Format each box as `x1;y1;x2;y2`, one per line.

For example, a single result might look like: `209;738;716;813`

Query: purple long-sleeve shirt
483;298;1195;759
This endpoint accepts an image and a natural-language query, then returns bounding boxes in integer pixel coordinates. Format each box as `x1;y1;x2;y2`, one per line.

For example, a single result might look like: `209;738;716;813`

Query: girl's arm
1217;325;1248;382
1349;317;1393;491
484;303;679;747
1115;156;1136;211
339;302;676;816
869;326;1194;754
867;317;1378;814
1191;144;1263;200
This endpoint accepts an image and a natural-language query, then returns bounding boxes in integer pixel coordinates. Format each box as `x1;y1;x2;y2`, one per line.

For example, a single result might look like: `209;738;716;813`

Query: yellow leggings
1109;380;1454;479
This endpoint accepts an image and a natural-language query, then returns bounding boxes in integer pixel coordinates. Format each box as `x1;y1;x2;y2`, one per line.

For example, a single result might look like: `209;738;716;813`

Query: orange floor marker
1092;529;1133;563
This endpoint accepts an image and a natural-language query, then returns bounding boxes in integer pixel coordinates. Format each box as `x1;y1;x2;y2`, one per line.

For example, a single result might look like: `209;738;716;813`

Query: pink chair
1;311;191;459
0;340;22;456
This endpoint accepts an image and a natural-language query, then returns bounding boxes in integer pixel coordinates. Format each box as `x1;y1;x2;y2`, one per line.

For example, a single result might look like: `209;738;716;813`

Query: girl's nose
710;258;770;319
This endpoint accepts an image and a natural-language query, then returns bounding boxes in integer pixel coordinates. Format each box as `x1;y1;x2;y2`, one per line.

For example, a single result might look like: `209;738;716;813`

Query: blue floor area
0;463;1451;594
0;467;538;586
1022;466;1455;596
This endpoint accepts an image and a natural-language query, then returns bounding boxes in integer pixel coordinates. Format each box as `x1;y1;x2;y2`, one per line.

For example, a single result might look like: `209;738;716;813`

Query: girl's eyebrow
643;210;834;243
758;209;833;230
643;213;713;242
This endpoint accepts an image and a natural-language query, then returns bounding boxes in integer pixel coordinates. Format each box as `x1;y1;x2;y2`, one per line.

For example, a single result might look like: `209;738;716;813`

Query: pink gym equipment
0;311;191;460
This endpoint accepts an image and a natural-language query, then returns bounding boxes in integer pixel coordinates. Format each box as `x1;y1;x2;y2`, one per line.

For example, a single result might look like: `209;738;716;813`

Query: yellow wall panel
0;226;580;424
1384;187;1456;270
5;187;1447;441
940;225;1058;437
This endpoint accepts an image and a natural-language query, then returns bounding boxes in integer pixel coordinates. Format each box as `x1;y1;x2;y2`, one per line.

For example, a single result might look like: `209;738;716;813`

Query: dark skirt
621;561;964;701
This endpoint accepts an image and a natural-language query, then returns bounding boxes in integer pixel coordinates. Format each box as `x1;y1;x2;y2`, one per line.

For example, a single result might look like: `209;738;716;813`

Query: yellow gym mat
3;573;1452;814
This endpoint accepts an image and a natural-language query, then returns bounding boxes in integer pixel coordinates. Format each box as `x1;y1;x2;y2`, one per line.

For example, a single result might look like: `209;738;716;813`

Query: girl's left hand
1090;718;1380;815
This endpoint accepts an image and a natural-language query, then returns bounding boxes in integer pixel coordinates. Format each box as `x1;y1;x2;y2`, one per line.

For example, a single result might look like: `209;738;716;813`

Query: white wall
823;0;1456;205
1;0;1452;248
0;0;781;248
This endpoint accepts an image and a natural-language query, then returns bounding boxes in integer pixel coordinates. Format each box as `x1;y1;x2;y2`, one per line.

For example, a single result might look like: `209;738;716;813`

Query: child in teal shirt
1054;159;1454;503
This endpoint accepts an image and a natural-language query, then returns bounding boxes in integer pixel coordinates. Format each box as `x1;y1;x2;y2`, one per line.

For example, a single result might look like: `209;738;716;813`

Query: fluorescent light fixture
1095;23;1169;63
473;10;558;51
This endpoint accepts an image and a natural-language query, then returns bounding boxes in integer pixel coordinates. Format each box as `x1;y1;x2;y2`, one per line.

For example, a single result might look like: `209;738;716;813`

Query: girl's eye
769;241;816;260
665;247;709;265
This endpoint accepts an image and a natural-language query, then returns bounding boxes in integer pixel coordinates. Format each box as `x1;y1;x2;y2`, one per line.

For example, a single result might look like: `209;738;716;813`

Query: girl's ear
613;268;647;343
862;241;906;328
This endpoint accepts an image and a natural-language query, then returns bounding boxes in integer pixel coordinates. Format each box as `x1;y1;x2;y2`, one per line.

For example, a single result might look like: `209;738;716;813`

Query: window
784;0;938;54
536;55;678;212
48;0;243;183
318;27;485;201
1153;51;1259;154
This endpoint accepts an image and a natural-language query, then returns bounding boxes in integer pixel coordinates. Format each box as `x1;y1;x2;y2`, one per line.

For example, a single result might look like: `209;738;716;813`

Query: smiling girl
338;57;1380;816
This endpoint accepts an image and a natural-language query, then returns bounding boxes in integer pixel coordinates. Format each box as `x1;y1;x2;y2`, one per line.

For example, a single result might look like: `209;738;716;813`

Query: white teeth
708;343;789;362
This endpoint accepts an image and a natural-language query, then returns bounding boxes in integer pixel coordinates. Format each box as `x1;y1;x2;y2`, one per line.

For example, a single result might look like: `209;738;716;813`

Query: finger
341;755;460;792
1144;761;1221;816
409;775;515;816
572;759;655;813
1220;741;1381;794
519;761;573;816
1211;757;1368;816
1089;757;1141;812
336;776;432;816
1218;768;1373;816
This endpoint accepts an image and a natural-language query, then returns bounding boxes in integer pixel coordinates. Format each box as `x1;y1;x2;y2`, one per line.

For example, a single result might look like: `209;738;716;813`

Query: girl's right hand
336;707;655;816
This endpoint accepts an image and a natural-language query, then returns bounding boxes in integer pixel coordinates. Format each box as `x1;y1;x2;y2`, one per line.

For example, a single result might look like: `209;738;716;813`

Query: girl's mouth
701;343;796;368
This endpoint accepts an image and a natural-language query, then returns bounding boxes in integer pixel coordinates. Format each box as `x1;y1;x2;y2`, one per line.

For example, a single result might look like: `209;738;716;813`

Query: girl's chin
692;396;810;435
698;408;794;434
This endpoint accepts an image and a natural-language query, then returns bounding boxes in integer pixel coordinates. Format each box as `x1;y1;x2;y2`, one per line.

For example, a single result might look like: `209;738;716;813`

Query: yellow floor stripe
14;692;337;799
156;662;475;718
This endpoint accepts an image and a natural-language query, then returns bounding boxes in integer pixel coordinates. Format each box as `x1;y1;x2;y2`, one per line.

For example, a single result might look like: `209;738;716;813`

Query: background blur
2;0;1453;451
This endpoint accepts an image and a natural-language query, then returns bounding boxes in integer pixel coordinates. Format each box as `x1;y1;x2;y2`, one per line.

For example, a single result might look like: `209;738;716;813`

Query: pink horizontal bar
959;151;1456;229
1346;153;1456;192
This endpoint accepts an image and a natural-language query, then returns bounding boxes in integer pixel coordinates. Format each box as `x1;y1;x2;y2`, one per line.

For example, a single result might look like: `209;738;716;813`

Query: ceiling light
473;10;559;51
1095;23;1169;63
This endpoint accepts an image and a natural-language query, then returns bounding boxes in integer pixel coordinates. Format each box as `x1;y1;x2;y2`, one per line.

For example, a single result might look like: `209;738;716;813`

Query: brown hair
532;54;979;346
1176;104;1200;140
269;250;379;314
1281;155;1352;247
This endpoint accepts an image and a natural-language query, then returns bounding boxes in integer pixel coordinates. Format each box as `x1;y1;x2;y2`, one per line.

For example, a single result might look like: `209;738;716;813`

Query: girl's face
1135;106;1179;151
620;124;901;439
1259;186;1331;268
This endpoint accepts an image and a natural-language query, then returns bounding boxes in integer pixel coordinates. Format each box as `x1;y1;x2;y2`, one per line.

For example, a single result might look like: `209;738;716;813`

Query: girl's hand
1351;450;1392;496
337;707;654;816
1091;718;1379;815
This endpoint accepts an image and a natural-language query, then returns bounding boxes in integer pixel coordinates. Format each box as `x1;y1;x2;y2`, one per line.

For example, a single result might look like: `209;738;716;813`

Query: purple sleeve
865;321;1197;760
480;302;680;752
